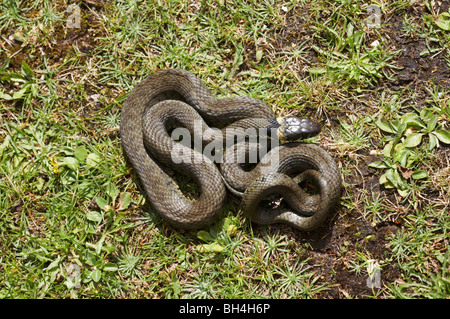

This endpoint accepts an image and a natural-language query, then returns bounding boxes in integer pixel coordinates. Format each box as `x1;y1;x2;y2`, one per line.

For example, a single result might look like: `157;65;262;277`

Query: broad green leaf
62;156;79;170
103;263;118;272
0;91;12;100
197;230;214;243
420;108;434;119
403;133;423;148
383;141;394;157
412;170;428;180
95;197;111;211
74;146;87;162
220;217;233;230
12;85;29;99
21;61;34;79
397;189;409;197
434;130;450;144
380;173;395;189
429;133;438;150
90;269;102;282
396;123;407;137
84;250;97;266
376;119;395;133
426;115;438;132
379;173;389;185
401;113;425;128
86;211;103;223
405;151;419;168
385;168;404;189
436;12;450;31
106;182;119;200
119;192;131;210
197;243;225;253
226;224;238;236
86;153;101;169
393;149;409;167
255;49;263;63
368;161;389;169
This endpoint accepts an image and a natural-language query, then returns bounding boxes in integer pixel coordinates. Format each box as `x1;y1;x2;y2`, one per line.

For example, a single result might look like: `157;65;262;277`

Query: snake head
278;117;322;141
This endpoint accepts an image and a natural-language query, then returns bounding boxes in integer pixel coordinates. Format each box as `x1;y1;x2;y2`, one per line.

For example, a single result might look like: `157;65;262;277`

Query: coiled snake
120;69;341;230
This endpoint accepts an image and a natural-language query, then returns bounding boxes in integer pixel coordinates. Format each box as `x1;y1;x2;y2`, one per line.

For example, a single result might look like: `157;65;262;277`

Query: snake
120;69;341;230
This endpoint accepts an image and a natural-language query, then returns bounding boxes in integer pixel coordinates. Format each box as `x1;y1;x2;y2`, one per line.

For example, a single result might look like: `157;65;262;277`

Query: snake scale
120;69;341;230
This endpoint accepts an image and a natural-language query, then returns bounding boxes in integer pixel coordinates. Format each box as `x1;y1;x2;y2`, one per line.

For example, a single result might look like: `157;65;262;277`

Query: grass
1;0;449;298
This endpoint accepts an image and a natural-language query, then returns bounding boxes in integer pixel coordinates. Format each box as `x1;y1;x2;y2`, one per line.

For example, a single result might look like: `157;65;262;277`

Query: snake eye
281;117;321;141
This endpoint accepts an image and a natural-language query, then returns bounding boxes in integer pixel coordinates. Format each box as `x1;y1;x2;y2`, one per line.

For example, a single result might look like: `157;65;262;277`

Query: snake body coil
120;69;341;230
